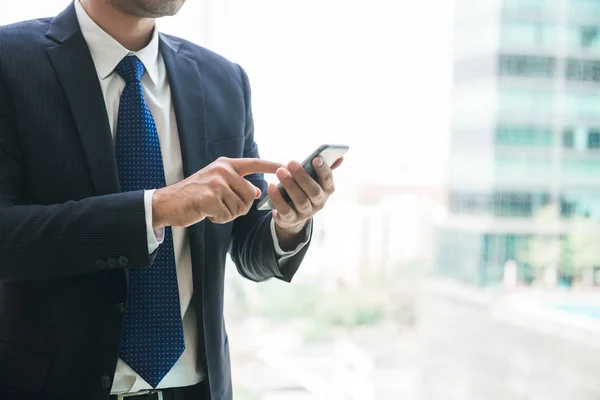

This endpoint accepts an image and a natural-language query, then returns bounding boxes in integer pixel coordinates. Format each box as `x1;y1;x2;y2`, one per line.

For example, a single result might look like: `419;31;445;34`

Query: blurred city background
6;0;600;399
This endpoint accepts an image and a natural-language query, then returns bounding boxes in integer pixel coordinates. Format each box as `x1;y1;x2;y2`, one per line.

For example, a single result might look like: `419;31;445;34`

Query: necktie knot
116;55;145;83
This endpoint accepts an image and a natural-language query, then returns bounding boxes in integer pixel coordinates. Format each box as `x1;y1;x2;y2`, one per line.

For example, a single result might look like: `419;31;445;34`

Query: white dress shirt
74;1;310;394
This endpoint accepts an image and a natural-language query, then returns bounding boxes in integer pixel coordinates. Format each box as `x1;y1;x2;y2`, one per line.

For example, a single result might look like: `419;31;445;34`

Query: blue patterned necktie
114;55;185;388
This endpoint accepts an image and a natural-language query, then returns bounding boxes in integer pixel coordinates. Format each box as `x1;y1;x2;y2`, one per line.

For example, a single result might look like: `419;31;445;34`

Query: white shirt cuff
270;218;312;262
144;189;165;254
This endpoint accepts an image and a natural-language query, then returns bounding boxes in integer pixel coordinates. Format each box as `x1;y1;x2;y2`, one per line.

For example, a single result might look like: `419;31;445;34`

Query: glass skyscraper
435;0;600;286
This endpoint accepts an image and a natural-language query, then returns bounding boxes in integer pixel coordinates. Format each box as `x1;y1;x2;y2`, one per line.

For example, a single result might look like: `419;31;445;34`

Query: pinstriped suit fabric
0;3;309;400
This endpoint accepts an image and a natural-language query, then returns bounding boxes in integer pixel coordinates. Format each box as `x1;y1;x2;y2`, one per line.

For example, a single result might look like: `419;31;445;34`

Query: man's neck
80;0;155;51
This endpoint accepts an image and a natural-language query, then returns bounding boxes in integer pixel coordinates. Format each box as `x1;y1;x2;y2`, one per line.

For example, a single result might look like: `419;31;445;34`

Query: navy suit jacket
0;3;308;400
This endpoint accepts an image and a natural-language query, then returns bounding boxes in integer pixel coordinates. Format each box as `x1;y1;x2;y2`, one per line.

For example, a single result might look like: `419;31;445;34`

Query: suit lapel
44;5;207;195
45;4;120;195
160;35;207;321
160;35;207;178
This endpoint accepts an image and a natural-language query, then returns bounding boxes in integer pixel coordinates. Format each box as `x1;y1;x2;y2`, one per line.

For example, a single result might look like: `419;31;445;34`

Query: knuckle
276;205;291;215
245;185;257;200
294;171;308;181
213;163;228;175
296;201;312;213
324;181;335;194
237;200;247;214
280;211;294;220
313;191;325;204
206;190;219;203
211;175;227;188
227;203;238;216
281;172;293;182
216;160;236;174
220;209;233;222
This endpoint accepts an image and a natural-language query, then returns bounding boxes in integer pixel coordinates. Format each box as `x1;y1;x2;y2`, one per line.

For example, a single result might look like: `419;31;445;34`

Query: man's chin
113;0;187;18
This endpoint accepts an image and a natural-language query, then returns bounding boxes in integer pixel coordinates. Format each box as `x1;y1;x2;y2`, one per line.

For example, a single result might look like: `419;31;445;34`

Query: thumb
255;187;261;199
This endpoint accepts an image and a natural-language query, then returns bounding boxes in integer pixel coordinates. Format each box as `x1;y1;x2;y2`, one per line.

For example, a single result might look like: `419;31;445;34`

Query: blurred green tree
565;214;600;277
521;205;600;286
519;205;562;285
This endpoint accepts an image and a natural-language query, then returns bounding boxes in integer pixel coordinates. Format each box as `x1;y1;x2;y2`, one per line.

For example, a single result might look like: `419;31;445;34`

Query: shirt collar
74;0;160;86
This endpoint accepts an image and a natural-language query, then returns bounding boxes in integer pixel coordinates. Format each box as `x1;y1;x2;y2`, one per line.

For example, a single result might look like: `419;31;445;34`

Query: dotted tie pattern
115;56;185;388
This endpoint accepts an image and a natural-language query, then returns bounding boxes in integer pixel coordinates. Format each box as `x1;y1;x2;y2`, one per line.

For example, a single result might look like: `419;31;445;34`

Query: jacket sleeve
229;65;311;283
0;62;152;283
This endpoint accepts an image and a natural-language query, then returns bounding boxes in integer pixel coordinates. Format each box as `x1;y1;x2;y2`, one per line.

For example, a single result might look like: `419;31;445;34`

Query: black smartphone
256;144;349;211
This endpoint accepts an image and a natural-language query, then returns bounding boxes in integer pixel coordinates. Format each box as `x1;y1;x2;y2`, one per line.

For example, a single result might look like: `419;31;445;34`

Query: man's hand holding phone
151;144;346;251
269;155;344;250
151;157;282;229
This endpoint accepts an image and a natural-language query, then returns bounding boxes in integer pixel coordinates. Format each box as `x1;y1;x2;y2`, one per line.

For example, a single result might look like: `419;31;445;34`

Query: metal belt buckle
117;389;164;400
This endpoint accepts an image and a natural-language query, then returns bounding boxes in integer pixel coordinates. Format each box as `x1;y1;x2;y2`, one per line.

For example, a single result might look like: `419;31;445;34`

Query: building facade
435;0;600;285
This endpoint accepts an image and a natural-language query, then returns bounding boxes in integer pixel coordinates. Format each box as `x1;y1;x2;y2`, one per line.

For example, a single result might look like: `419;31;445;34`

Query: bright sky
2;0;454;187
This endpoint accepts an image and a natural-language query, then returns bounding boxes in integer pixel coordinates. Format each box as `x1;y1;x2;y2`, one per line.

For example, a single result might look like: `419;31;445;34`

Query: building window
560;198;577;218
493;192;533;217
563;126;600;150
450;192;489;215
450;191;551;218
491;192;551;217
498;54;555;78
563;130;574;148
588;131;600;148
560;191;600;218
566;59;600;83
496;125;553;146
568;26;600;51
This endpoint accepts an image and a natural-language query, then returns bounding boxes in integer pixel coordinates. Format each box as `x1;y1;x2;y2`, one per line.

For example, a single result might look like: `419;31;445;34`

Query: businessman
0;1;342;399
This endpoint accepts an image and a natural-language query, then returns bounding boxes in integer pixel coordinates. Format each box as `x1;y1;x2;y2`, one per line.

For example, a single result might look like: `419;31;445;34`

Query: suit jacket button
100;375;112;390
106;257;118;268
117;256;129;267
95;259;106;269
115;302;125;315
